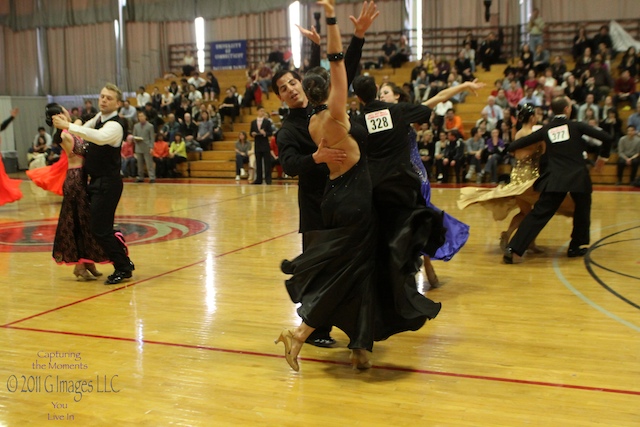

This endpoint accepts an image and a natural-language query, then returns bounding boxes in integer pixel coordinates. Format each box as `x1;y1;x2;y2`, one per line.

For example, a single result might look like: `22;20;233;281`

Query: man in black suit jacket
250;107;273;185
504;96;613;263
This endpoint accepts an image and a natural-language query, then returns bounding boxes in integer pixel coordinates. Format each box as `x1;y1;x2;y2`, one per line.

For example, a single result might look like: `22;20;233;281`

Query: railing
167;18;640;75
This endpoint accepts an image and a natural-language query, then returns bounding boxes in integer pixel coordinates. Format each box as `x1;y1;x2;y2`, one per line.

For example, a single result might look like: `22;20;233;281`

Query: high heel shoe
73;265;95;281
350;349;372;370
274;329;300;372
85;263;103;277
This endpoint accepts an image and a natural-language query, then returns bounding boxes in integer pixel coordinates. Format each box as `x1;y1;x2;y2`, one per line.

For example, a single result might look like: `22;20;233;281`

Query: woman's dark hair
517;103;536;123
45;103;63;127
302;66;330;107
380;82;410;103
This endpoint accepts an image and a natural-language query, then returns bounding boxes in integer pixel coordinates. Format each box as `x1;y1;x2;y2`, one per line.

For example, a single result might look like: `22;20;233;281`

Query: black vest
84;115;127;178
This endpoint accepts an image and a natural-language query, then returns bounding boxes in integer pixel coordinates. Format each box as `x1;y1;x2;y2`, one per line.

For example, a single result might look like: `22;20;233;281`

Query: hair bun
45;103;63;127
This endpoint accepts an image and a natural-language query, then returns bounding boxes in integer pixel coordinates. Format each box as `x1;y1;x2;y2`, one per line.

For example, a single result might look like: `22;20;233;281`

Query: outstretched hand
465;79;486;97
350;1;380;38
314;138;347;164
10;108;19;117
296;24;320;46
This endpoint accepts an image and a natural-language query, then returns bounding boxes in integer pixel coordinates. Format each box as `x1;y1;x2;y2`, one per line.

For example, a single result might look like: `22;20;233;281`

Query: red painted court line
1;230;298;328
4;325;639;397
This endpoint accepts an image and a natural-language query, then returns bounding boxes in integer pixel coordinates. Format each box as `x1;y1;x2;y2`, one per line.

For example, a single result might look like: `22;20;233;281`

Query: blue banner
211;40;247;70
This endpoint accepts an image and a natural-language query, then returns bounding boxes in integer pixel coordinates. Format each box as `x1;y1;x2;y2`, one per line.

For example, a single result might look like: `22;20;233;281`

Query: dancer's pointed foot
350;349;372;370
73;265;95;281
275;329;301;371
425;262;441;289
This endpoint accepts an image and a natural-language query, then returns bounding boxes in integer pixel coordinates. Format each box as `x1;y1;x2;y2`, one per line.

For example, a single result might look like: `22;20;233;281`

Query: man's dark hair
271;69;302;97
352;75;377;104
550;96;569;115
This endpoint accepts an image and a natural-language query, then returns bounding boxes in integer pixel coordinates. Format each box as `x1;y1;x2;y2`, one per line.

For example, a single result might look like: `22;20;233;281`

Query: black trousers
509;191;591;256
87;176;132;272
254;150;272;184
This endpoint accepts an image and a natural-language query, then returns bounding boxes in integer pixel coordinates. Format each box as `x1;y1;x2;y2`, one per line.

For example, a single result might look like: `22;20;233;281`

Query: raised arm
320;0;347;120
422;79;485;108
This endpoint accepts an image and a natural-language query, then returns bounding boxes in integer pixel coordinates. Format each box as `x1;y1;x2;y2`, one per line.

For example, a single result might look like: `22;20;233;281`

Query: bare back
309;109;360;179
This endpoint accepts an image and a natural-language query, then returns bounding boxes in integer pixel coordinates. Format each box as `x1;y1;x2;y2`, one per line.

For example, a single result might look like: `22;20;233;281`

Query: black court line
585;225;640;310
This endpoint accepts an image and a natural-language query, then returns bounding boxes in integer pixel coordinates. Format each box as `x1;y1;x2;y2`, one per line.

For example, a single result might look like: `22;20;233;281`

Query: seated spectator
477;128;506;184
136;86;151;110
80;100;98;123
413;69;430;103
150;86;162;111
523;69;538;90
443;130;466;183
520;44;534;72
121;134;137;178
152;134;171;178
481;96;504;130
180;113;200;152
234;131;251;180
572;26;591;61
627;101;640;131
465;126;484;181
32;126;52;149
573;46;593;79
478;32;499;71
435;56;451;82
207;105;224;142
614;70;638;108
618;47;639;78
518;86;542;107
416;125;435;178
495;88;510;110
160;113;181;143
46;139;62;166
195;109;214;151
69;107;81;123
191;99;203;122
616;125;640;185
254;62;273;99
347;101;362;120
490;79;503;97
506;80;524;109
267;43;286;70
461;42;476;73
378;35;397;68
202;71;220;102
188;71;207;92
168;133;188;177
241;76;262;109
549;55;568;83
564;74;585;107
533;44;550;74
541;68;557;105
389;35;410;69
219;88;240;127
581;106;597;124
433;100;453;132
160;87;174;115
600;109;622;150
577;94;600;122
144;102;163;130
600;95;615;121
187;84;203;103
590;56;614;99
119;100;137;127
445;105;464;129
499;119;515;146
592;25;613;56
433;131;449;182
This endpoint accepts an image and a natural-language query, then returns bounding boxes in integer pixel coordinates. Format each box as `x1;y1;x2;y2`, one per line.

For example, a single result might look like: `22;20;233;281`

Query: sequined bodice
509;149;542;185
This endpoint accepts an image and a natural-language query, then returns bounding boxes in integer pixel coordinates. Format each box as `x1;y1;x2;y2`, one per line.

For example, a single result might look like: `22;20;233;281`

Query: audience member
182;49;196;77
120;134;136;178
572;26;591;61
219;88;239;127
533;44;550;74
80;100;98;123
168;133;188;177
136;86;151;110
250;107;273;185
618;47;639;78
478;32;499;71
234;131;250;181
444;107;465;138
527;7;545;54
577;94;600;122
477;128;506;184
378;35;397;68
152;133;171;178
180;113;200;152
33;126;52;148
616;125;640;185
133;111;156;183
627;101;640;130
614;70;638;107
195;109;214;151
118;100;137;127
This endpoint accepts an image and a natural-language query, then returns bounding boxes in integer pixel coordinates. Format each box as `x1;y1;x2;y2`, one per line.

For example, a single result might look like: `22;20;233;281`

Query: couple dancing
275;0;480;371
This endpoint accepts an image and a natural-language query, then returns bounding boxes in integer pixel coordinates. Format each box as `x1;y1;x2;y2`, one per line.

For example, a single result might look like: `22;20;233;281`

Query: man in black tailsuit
250;107;274;185
53;83;135;284
504;96;613;264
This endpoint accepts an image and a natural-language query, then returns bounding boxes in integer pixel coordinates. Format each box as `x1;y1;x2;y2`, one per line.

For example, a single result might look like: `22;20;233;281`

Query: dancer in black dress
44;104;107;280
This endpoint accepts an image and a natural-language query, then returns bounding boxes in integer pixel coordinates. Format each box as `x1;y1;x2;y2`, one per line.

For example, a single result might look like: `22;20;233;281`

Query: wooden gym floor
0;179;638;426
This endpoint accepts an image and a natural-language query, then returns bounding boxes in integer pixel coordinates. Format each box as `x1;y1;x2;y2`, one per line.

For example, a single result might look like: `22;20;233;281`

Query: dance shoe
503;247;522;264
567;247;588;258
274;329;300;371
350;349;372;370
73;265;96;281
85;264;103;277
305;336;336;348
104;269;133;285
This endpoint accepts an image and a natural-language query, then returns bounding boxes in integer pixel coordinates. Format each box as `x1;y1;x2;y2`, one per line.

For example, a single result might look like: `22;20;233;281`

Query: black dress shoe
567;247;588;258
503;247;514;264
305;337;336;348
105;270;133;285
